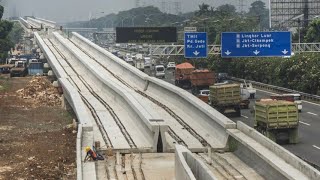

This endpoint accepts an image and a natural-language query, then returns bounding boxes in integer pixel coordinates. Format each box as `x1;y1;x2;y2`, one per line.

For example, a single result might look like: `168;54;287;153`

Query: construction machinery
254;99;299;144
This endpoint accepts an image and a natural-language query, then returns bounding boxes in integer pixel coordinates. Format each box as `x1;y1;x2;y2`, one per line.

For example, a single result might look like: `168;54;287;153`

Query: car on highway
199;89;210;96
155;65;165;79
125;57;134;66
144;57;151;68
166;62;176;70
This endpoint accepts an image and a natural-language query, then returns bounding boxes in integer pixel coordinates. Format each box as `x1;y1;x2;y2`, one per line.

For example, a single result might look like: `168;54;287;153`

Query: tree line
209;54;320;95
0;5;24;63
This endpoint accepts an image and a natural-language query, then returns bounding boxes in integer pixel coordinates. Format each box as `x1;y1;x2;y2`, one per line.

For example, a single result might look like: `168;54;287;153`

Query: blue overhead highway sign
184;32;208;58
221;31;291;58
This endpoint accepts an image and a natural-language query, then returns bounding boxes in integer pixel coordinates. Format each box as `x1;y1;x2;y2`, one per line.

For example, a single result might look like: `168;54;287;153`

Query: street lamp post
131;15;139;27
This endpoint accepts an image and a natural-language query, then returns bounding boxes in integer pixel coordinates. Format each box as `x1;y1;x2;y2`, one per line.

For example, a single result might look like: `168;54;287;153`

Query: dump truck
190;69;215;95
10;61;28;77
0;64;15;74
209;83;241;117
175;62;195;89
254;100;299;144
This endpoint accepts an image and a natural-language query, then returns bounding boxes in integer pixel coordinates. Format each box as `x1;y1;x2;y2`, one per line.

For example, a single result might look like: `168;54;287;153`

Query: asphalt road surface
116;46;320;169
150;68;320;169
233;89;320;169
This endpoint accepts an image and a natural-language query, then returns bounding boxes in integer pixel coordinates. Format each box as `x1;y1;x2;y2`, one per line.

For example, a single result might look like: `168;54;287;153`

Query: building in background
270;0;320;30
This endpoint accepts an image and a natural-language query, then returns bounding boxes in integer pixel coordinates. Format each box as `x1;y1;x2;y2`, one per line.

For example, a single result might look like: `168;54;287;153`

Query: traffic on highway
111;43;320;170
2;0;320;179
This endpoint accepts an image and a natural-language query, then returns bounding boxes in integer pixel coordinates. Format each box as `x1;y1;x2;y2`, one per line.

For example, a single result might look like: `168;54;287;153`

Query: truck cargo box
28;62;44;75
209;84;241;106
175;62;194;80
255;100;299;129
190;70;215;86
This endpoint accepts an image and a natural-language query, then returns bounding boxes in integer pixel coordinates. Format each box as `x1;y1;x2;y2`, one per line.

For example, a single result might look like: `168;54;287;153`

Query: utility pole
303;0;309;29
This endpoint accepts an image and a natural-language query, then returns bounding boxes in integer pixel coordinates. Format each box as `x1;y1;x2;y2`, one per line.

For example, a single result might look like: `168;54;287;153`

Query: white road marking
241;115;249;119
299;121;310;126
313;145;320;150
307;112;318;116
302;100;320;107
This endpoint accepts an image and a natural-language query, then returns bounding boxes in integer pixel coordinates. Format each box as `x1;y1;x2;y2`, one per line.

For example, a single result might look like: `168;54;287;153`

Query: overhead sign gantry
221;31;291;58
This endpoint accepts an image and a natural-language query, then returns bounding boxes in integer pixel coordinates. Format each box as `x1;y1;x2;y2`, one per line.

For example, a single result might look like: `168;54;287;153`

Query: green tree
0;5;14;63
304;19;320;42
196;3;211;16
215;4;236;17
0;5;3;19
8;22;24;44
247;0;269;30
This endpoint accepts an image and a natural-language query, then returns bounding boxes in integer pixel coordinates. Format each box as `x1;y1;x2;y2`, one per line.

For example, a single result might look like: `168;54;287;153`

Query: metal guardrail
229;77;320;102
149;43;320;56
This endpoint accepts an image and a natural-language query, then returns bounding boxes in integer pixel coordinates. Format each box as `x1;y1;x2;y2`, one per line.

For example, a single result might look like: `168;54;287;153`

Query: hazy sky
2;0;268;22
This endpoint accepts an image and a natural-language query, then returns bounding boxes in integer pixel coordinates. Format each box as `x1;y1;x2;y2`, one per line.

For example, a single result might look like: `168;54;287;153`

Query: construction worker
84;146;104;162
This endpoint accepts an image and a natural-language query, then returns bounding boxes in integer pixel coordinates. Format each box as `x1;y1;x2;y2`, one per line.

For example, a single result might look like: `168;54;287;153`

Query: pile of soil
16;77;61;106
0;75;76;179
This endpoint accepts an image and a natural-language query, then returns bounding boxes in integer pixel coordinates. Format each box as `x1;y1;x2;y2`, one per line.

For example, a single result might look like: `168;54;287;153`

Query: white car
166;62;176;69
155;65;165;79
199;89;210;96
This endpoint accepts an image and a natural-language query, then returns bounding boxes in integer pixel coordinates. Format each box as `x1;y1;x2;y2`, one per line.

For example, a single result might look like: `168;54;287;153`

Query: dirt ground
0;74;76;180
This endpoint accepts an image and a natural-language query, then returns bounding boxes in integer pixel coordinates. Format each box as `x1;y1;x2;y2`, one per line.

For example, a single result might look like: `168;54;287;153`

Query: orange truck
175;62;194;89
175;62;215;91
190;69;215;95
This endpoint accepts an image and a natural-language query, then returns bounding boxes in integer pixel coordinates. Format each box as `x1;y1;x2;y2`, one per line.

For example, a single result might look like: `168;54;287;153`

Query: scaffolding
271;0;320;29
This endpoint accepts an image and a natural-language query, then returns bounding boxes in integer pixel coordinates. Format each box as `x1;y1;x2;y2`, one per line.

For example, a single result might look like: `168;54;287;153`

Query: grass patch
0;79;10;92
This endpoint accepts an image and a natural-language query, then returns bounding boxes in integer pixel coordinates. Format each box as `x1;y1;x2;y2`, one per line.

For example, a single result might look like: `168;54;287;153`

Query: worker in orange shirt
84;146;104;162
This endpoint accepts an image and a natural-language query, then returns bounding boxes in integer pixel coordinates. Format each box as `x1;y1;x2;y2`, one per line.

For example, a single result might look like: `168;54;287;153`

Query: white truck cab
240;80;256;99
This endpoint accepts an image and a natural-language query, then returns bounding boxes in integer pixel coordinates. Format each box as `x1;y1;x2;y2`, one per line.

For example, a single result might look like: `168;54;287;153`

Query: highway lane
109;46;320;168
156;68;320;168
235;89;320;168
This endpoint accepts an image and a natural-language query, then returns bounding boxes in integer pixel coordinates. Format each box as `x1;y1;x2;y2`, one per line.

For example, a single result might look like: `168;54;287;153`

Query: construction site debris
16;77;61;106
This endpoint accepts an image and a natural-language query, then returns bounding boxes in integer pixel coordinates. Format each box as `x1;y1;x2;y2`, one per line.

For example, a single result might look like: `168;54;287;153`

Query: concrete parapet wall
235;121;320;180
35;17;56;29
27;17;42;29
59;78;93;129
71;32;148;89
58;78;96;179
53;32;167;152
19;17;30;29
70;32;235;148
34;32;68;78
76;124;83;180
175;145;216;180
146;76;235;147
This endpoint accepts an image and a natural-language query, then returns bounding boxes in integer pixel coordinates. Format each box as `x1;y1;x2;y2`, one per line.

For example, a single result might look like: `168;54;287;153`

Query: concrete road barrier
53;32;168;152
71;32;148;89
146;76;235;148
59;78;96;180
175;145;217;180
227;121;320;180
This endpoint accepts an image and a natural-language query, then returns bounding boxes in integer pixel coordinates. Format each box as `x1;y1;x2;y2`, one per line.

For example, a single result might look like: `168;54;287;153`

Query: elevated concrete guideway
27;18;320;179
